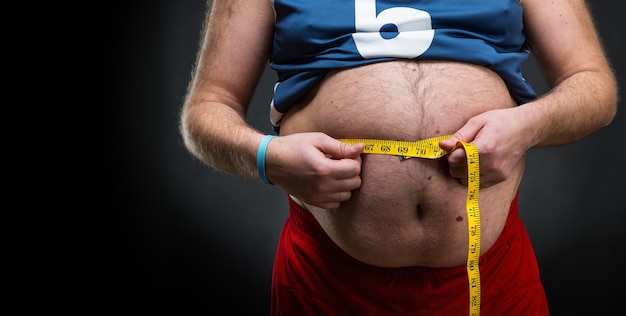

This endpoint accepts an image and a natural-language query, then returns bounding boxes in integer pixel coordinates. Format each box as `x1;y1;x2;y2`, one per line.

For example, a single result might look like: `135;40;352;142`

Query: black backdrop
103;1;625;314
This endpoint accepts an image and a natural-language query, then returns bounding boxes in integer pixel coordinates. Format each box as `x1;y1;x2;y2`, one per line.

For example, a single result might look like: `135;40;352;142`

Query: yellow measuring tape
339;135;481;316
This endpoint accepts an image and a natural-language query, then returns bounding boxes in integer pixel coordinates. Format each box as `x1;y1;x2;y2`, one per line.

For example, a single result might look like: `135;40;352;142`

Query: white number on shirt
353;0;434;58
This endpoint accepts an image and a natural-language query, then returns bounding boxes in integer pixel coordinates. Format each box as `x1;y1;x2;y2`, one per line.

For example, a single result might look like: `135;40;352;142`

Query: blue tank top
269;0;537;131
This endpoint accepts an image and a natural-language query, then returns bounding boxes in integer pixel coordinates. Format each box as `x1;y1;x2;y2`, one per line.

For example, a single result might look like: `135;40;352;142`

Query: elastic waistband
286;191;522;279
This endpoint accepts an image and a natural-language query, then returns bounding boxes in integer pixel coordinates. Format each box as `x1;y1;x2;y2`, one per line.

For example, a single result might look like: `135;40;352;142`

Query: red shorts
271;192;549;315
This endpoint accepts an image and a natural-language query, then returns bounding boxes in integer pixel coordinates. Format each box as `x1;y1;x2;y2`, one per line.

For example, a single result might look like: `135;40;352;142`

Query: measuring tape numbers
339;135;481;316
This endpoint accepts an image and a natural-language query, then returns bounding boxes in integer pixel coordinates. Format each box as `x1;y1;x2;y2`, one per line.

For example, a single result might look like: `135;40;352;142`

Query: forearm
180;99;265;179
178;0;275;179
519;0;619;148
521;69;617;148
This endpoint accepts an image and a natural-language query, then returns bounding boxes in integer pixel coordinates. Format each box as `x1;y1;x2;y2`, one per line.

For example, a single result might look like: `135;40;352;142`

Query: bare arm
519;0;617;147
440;0;618;186
180;0;275;178
179;0;364;209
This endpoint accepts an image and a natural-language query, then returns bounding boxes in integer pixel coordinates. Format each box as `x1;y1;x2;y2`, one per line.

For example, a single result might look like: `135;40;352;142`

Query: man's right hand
265;132;364;210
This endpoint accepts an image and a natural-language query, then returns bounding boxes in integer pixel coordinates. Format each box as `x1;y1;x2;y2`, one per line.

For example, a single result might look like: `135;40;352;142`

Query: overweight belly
279;60;525;268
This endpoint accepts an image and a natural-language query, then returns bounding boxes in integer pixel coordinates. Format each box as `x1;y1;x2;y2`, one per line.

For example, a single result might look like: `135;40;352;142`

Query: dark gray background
103;1;625;314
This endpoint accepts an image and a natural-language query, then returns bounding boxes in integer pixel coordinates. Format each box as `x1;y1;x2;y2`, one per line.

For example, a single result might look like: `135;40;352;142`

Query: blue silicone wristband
256;135;277;185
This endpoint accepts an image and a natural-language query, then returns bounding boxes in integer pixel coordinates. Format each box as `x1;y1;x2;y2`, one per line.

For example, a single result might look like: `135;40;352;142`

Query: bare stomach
279;60;525;268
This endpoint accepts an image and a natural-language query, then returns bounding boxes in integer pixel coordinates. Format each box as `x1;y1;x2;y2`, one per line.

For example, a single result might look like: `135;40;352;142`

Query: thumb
439;126;477;151
439;135;462;151
322;139;364;159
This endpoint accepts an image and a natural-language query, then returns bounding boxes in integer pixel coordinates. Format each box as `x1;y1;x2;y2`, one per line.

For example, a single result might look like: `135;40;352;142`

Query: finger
329;158;362;180
449;166;468;179
311;191;354;210
331;175;362;191
447;146;467;166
